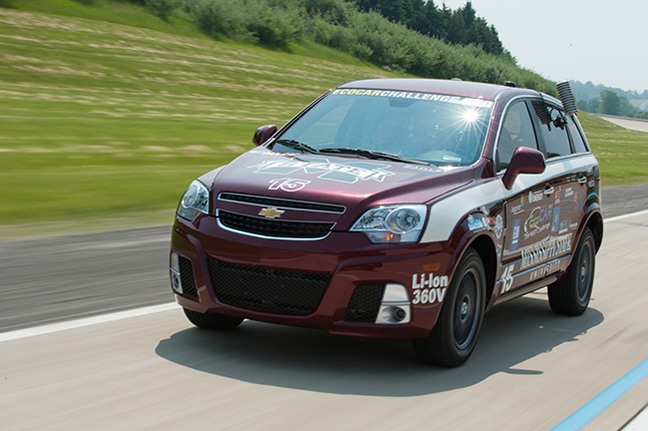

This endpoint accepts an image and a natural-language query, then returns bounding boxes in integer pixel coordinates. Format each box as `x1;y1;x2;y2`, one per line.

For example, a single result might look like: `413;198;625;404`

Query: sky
440;0;648;93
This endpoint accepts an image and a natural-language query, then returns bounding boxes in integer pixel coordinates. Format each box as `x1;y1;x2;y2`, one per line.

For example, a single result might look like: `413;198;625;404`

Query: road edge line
0;302;179;343
604;208;648;223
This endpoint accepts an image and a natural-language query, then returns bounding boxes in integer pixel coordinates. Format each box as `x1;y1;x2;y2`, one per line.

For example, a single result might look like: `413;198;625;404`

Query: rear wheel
413;249;486;367
548;228;596;315
183;308;244;330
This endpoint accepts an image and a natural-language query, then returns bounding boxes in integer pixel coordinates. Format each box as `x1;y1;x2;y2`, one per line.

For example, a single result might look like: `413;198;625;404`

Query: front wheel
548;228;596;316
183;308;244;330
413;249;486;367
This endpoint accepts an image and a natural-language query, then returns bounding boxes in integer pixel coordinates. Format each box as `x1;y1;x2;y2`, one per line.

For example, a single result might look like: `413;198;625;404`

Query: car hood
207;148;475;228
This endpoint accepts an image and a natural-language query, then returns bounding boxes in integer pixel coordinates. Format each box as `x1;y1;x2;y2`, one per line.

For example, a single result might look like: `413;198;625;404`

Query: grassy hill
0;3;646;236
0;5;399;235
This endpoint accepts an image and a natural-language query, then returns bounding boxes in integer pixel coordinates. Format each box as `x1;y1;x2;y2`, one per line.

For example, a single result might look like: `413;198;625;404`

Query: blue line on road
551;358;648;430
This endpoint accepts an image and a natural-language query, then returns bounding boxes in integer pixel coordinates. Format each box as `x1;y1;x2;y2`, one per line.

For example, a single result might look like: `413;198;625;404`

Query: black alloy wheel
548;227;596;316
413;248;486;367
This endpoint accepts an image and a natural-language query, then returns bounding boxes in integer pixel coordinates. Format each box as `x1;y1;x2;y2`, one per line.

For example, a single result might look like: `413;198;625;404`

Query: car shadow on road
155;293;603;396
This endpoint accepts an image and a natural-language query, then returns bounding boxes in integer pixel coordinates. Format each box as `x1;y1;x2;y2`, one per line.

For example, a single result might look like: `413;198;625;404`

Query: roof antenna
495;70;502;86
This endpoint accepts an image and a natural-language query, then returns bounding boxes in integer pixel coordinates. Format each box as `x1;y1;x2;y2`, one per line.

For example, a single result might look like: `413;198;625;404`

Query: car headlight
351;205;427;244
177;180;210;221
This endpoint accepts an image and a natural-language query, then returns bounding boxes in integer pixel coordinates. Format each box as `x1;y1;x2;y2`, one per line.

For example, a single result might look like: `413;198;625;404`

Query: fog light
380;305;407;323
393;307;406;321
171;271;182;294
376;283;411;324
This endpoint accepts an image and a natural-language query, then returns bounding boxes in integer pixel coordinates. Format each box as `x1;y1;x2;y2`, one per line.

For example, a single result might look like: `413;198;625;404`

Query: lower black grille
178;256;198;299
207;258;330;315
344;284;385;322
218;210;333;239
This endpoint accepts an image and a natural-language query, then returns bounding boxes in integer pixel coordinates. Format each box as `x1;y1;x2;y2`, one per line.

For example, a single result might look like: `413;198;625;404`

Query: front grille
218;210;334;239
218;192;345;213
207;258;330;315
178;256;198;299
344;284;385;322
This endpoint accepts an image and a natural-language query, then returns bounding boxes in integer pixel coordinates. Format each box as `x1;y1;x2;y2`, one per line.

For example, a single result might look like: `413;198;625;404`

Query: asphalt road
1;210;647;430
0;226;174;332
0;184;647;332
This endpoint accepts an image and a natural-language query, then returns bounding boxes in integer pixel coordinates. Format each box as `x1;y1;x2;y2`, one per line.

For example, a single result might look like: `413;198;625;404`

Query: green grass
0;5;395;236
0;5;646;238
578;112;648;187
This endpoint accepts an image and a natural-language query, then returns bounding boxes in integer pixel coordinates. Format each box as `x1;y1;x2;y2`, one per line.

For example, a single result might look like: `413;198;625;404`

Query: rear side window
567;116;589;153
533;103;572;159
496;101;538;171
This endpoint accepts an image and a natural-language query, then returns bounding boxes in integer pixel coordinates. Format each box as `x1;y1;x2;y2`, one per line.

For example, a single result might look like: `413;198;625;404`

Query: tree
600;90;622;115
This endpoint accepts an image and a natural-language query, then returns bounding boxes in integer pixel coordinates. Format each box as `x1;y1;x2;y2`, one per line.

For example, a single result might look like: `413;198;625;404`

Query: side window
567;116;589;153
496;101;538;171
536;105;572;158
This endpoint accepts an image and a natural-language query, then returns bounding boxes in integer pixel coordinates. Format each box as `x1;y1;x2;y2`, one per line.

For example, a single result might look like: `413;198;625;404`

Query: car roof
337;78;544;102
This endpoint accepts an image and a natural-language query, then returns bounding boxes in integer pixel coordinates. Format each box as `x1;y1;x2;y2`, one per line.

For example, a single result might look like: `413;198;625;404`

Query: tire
548;228;596;316
413;249;486;367
183;308;244;330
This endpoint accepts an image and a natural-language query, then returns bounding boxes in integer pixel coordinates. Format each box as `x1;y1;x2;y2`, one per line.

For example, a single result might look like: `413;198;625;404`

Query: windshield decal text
331;88;494;108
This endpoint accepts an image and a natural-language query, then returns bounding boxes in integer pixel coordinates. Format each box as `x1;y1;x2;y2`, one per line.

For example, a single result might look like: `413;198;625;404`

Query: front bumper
170;215;453;338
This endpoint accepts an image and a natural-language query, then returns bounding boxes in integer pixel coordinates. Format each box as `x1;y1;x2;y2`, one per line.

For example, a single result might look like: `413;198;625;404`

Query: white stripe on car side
420;154;598;243
421;179;504;243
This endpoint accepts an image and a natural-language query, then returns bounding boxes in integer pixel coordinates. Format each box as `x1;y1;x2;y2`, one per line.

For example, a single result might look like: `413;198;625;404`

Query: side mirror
501;147;546;190
253;124;277;146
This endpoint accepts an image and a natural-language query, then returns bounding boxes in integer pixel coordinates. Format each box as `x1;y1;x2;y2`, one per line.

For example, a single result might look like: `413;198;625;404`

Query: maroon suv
169;78;602;366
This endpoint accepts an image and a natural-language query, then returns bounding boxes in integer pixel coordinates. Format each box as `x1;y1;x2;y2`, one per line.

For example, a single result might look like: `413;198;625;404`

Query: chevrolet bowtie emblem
258;207;284;219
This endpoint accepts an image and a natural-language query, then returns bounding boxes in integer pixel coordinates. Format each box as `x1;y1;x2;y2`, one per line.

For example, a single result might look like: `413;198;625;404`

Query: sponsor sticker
559;219;569;234
550;206;561;233
528;190;544;204
520;233;572;270
411;272;449;305
529;260;561;281
495;214;503;239
564;187;574;199
467;214;485;231
250;157;395;184
511;195;526;215
510;219;522;251
524;206;552;240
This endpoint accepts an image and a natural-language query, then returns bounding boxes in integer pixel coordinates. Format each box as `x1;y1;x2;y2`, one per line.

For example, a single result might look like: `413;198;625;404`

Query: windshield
273;88;494;167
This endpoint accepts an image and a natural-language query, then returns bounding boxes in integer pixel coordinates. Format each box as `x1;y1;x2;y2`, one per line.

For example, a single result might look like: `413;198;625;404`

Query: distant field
1;6;646;236
578;112;648;187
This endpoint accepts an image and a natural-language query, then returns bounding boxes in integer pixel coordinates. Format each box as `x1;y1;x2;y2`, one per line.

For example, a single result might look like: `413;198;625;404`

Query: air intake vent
178;256;198;299
344;284;385;323
207;258;330;315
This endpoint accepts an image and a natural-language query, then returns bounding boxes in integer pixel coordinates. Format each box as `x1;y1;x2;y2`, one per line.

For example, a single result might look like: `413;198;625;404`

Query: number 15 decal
268;178;310;192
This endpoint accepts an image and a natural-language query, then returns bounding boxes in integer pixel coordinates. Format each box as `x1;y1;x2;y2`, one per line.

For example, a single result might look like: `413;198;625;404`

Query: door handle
578;176;587;184
543;185;554;195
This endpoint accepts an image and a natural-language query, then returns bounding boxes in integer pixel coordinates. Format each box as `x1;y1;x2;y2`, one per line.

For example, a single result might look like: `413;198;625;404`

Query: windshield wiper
274;139;318;154
318;147;432;165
